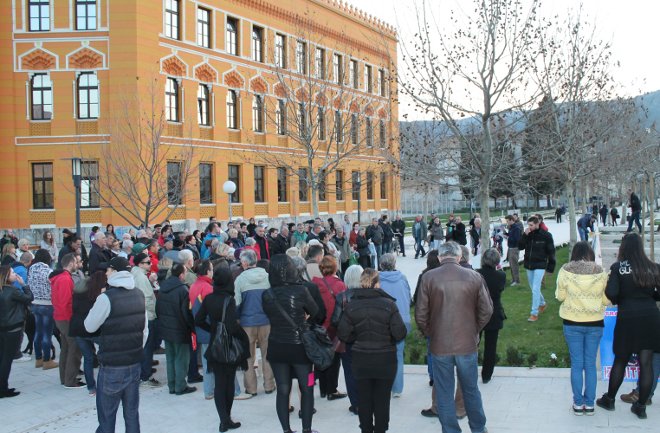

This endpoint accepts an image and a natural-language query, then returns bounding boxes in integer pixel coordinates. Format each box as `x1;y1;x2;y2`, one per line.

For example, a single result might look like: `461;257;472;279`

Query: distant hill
634;90;660;128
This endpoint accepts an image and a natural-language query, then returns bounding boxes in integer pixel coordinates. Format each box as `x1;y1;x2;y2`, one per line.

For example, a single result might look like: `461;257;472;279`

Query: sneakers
538;304;547;314
510;282;518;287
620;389;652;405
596;393;615;411
572;404;584;416
584;406;594;416
42;360;59;370
234;392;255;400
392;392;401;398
140;378;162;387
64;381;86;389
527;315;538;322
631;401;647;419
15;354;32;363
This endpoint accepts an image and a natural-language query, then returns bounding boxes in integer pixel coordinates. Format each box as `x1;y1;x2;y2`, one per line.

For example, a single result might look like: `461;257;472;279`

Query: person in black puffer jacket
337;268;407;433
262;254;319;433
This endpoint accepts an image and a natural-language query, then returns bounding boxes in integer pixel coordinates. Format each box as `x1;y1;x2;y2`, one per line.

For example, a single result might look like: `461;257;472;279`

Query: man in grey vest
85;257;146;433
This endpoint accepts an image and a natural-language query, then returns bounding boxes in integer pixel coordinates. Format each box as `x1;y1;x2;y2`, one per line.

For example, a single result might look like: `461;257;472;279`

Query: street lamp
223;180;237;222
356;172;362;225
71;158;82;236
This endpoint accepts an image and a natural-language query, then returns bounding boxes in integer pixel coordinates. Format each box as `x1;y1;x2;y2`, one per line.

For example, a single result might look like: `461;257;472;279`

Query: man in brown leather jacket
415;241;493;433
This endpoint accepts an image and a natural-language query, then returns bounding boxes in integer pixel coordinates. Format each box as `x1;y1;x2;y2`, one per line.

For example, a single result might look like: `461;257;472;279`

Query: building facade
0;0;399;230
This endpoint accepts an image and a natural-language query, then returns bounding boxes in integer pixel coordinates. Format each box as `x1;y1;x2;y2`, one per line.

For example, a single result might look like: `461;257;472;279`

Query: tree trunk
649;173;655;260
546;194;552;209
567;181;578;249
479;182;491;250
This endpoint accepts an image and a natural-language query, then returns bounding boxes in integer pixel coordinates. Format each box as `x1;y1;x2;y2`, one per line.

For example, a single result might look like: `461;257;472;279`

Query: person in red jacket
50;252;84;388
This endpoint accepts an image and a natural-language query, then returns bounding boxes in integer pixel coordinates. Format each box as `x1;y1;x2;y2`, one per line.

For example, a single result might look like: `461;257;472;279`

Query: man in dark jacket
453;216;467;246
392;215;406;257
517;216;556;322
504;215;521;285
268;227;289;256
366;218;384;261
88;232;112;274
156;264;196;395
379;215;394;254
626;189;642;233
253;226;270;260
577;214;597;241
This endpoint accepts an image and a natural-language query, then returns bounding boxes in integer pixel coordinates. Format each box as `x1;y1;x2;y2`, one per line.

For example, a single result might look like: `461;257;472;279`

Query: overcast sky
346;0;660;119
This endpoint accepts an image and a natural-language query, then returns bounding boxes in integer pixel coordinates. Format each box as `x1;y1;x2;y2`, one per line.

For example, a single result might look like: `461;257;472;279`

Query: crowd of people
0;209;659;433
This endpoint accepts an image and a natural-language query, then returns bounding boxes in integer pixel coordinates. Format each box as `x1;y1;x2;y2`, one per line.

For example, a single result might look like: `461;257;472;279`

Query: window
298;168;309;201
351;171;360;201
254;166;265;203
252;26;264;62
226;90;238;129
228;164;240;202
77;72;99;119
199;163;213;204
380;172;387;199
350;114;358;145
167;161;183;205
252;95;264;132
335;110;342;143
276;99;287;135
379;120;386;147
165;78;179;122
277;167;288;202
317;107;325;141
197;84;210;126
365;65;373;93
197;8;210;48
29;0;50;31
80;160;99;208
298;103;307;137
378;69;387;97
296;41;307;74
315;47;325;79
226;17;239;55
30;73;52;120
366;118;373;147
335;170;344;201
366;172;374;200
318;170;326;201
76;0;97;30
164;0;179;40
275;33;286;68
32;162;53;209
333;54;343;85
349;60;358;89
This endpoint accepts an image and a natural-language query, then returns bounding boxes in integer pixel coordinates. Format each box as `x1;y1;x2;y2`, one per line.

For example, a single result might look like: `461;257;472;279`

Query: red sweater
50;270;74;321
312;275;347;339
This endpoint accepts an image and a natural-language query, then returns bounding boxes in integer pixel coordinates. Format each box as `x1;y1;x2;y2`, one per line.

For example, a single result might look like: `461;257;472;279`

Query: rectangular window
164;0;179;40
335;170;344;201
199;163;213;204
80;160;99;208
296;41;307;74
277;167;288;202
228;164;240;202
276;99;287;135
350;113;358;145
32;162;53;209
317;107;325;141
226;90;238;129
275;33;286;68
315;47;325;79
366;171;374;200
29;0;50;31
380;172;387;199
298;103;306;137
366;118;373;147
379;120;386;148
226;17;239;55
365;65;373;93
197;84;210;126
254;166;265;203
31;73;52;120
165;78;179;122
298;168;309;201
333;53;343;85
77;72;99;119
76;0;97;30
252;95;264;132
318;170;326;201
335;110;342;143
167;161;183;205
197;8;210;48
351;171;360;201
349;60;358;89
252;26;264;62
378;69;386;97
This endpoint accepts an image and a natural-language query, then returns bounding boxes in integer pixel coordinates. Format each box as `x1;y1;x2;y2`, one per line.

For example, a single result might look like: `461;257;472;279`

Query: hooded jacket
28;261;53;305
156;275;194;344
555;260;609;325
378;270;412;325
190;275;213;345
518;228;556;273
234;267;270;327
0;284;32;331
50;269;74;321
131;266;156;321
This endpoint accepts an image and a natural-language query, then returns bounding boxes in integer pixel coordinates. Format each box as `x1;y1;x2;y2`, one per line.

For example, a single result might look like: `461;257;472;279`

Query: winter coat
392;219;406;236
262;285;319;345
28;262;53;305
629;193;641;212
380;221;394;243
555;260;609;324
454;223;467;245
331;236;351;264
312;275;347;339
518;228;556;273
88;244;112;274
366;224;384;245
50;269;74;321
156;275;194;344
234;267;270;327
506;222;522;248
70;280;100;339
40;240;59;263
0;284;32;331
254;235;270;260
378;270;412;325
131;266;156;321
412;220;427;242
291;231;308;247
189;275;214;344
356;235;370;258
478;266;507;331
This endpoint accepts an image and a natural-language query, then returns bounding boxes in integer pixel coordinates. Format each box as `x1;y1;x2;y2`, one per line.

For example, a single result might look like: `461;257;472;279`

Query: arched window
252;95;264;132
197;84;210;126
77;72;99;119
31;73;53;120
226;90;238;129
165;78;179;122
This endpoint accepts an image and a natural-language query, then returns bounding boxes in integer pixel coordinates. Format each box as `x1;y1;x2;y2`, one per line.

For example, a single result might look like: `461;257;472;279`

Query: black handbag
267;289;334;371
204;297;249;365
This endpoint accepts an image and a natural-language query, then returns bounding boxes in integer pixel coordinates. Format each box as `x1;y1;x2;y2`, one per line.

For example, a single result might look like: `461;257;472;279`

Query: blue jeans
635;352;660;397
77;337;97;392
414;238;426;257
627;210;642;232
200;343;215;398
32;305;55;361
392;325;410;394
426;338;433;380
140;320;156;381
96;363;141;433
563;325;603;406
525;269;546;316
431;352;487;433
341;344;359;408
578;227;589;242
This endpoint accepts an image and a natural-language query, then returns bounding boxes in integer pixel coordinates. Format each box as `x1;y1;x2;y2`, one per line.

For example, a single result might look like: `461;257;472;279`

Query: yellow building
0;0;399;230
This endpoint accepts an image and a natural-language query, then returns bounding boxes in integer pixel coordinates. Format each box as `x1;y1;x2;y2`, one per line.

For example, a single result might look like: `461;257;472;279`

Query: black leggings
271;362;314;433
480;329;499;381
608;350;654;405
213;365;237;424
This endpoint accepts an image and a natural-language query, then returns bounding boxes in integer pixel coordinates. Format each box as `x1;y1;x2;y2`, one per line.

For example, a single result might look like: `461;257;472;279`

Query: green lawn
405;246;571;368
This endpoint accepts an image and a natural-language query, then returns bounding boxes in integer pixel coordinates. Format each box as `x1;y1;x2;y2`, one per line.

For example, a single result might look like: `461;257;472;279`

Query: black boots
631;402;647;419
596;393;615;411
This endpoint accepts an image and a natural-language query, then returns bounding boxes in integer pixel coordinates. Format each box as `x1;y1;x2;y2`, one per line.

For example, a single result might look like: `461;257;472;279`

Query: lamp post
71;158;82;236
356;172;362;225
223;180;237;222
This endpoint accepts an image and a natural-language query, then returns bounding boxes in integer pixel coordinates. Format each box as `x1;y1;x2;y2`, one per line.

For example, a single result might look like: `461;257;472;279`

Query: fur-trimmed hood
562;260;603;275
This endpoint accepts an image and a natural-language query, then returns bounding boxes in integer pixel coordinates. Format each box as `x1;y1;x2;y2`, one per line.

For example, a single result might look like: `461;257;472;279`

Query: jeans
635;352;660;397
140;320;156;381
188;343;201;380
243;325;275;394
77;337;97;392
341;344;359;408
32;304;55;361
200;343;215;398
396;234;405;256
96;363;141;433
165;341;190;393
414;238;426;258
382;241;391;254
563;325;603;406
374;243;383;261
525;269;546;316
426;338;433;381
0;330;22;394
627;210;642;232
432;352;487;433
432;239;442;251
392;339;405;394
578;227;589;242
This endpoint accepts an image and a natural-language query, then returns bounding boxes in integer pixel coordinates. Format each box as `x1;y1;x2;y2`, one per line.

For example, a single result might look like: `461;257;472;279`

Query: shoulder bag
204;297;249;365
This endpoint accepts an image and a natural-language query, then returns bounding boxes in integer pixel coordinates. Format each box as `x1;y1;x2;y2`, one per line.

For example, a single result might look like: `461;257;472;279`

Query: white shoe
235;393;254;400
392;392;401;398
15;355;32;362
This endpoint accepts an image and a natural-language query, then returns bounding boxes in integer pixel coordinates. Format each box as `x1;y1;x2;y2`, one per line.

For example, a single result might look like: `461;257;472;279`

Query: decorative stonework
224;70;244;89
194;63;217;83
378;107;388;119
21;50;56;70
332;97;344;110
349;100;360;113
364;105;374;117
274;83;288;98
68;48;103;69
162;56;187;77
295;88;309;102
250;76;268;94
315;93;328;106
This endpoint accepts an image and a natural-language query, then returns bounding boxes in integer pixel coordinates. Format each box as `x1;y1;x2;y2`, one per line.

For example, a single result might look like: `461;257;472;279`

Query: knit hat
108;256;131;272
